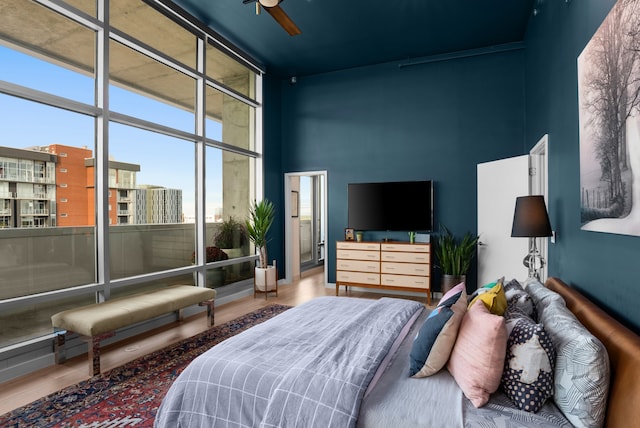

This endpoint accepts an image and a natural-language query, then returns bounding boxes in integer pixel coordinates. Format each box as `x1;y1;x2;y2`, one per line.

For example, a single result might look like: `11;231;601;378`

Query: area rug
0;304;291;428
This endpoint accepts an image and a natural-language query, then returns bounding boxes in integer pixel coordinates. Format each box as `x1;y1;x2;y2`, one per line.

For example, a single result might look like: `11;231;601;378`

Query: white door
477;155;530;287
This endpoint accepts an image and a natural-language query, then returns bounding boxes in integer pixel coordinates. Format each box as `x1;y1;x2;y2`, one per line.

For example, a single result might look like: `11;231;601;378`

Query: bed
155;277;640;427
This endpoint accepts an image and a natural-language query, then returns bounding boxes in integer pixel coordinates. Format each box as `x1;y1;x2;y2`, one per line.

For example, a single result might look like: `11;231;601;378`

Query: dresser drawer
337;271;380;285
381;274;430;289
381;243;430;253
337;259;379;273
381;262;430;276
337;249;380;261
381;251;429;263
337;241;380;251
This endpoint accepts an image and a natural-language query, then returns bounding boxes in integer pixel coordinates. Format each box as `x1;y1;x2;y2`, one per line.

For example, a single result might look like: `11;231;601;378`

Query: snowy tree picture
579;0;640;236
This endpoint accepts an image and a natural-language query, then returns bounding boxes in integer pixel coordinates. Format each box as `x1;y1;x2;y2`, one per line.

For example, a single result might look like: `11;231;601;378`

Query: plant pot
193;267;226;288
441;274;466;295
221;248;242;259
254;265;277;292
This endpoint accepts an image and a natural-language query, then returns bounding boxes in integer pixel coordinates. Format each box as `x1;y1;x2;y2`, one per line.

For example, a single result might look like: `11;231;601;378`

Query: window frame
0;0;264;332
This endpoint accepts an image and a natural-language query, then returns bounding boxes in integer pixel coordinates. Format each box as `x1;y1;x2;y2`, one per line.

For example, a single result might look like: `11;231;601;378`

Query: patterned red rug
0;304;291;428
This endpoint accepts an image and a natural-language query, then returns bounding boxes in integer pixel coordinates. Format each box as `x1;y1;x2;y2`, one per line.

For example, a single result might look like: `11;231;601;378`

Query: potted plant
434;224;479;294
191;246;229;288
245;199;277;294
214;216;247;251
214;217;247;280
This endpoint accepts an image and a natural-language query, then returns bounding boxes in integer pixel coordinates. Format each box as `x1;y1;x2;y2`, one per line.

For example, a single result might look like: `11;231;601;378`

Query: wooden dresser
336;241;431;304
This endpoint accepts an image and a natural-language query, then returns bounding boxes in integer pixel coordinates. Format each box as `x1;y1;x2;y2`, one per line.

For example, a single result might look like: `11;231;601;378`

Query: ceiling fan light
259;0;279;7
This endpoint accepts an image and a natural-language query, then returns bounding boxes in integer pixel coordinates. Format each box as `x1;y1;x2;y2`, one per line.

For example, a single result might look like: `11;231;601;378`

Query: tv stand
336;241;431;304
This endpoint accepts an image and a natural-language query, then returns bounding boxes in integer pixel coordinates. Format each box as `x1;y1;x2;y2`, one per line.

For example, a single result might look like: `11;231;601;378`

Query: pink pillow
447;300;508;408
441;281;465;302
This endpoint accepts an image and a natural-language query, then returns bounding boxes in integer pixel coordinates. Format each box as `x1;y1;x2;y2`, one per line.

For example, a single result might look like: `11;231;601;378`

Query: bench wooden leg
199;299;215;327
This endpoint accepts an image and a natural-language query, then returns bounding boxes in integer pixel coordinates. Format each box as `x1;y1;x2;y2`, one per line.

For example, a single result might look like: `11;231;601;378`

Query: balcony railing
21;209;49;215
0;222;252;301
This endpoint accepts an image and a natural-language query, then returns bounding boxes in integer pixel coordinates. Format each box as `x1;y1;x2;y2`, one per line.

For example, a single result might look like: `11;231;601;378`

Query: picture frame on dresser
344;228;354;241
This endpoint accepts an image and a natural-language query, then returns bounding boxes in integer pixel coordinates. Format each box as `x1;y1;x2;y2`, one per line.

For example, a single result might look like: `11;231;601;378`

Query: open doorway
299;175;325;271
476;134;549;285
284;171;328;285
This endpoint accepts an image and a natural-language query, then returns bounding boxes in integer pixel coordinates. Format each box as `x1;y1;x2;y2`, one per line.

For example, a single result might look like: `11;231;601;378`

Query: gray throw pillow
504;278;535;319
535;295;610;428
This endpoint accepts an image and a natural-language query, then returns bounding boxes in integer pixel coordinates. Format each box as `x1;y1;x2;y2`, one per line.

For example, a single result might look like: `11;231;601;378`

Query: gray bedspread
155;296;423;428
359;309;574;428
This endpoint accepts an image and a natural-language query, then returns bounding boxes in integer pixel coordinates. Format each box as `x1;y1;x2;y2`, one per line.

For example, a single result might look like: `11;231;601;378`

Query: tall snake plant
434;225;479;276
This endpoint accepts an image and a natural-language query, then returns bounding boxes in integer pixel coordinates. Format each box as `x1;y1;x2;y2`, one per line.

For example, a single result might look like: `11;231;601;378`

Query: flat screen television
348;180;434;232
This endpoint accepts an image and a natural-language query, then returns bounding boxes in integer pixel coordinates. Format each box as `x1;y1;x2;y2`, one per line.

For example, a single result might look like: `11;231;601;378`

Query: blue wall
524;0;640;333
264;0;640;334
269;49;527;290
262;74;284;274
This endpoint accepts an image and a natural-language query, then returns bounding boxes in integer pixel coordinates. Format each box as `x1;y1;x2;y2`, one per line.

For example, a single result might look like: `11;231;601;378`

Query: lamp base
523;253;545;280
523;238;545;280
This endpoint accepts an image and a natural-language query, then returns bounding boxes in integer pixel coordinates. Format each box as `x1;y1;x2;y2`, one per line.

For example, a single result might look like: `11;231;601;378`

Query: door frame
284;171;328;286
530;134;550;281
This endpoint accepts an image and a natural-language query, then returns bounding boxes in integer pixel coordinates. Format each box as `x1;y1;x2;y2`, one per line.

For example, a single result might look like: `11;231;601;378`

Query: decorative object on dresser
434;224;479;294
345;227;355;241
511;195;553;280
246;199;277;298
336;240;431;304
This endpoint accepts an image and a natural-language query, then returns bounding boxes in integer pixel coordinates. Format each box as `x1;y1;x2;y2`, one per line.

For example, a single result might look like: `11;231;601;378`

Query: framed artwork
291;191;299;218
578;0;640;237
344;228;354;241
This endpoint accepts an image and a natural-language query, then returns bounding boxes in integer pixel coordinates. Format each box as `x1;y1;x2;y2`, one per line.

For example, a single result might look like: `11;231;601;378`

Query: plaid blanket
155;296;423;428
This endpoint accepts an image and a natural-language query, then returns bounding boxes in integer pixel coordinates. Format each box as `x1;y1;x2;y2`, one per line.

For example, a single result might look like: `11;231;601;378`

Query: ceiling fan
243;0;302;36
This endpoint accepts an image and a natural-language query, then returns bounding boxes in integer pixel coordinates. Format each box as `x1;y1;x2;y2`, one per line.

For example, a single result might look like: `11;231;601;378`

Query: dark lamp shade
511;195;552;237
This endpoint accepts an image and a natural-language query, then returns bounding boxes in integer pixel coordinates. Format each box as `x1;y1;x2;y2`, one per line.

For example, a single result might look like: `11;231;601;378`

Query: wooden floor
0;267;433;415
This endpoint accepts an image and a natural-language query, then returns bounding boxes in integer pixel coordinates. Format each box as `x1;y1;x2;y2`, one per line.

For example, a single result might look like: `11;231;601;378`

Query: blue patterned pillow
502;315;555;412
409;283;467;377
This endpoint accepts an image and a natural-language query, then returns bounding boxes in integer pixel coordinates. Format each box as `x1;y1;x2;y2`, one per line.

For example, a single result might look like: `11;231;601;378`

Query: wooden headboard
545;277;640;428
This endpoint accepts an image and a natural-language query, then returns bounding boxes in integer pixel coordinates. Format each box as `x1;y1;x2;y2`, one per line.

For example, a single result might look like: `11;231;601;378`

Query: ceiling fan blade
264;5;301;36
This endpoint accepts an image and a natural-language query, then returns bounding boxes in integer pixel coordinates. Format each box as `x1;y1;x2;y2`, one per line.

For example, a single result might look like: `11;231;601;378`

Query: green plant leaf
245;199;275;267
434;224;479;276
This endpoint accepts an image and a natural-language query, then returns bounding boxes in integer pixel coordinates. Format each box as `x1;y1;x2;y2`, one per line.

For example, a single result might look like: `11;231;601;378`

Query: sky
0;44;224;221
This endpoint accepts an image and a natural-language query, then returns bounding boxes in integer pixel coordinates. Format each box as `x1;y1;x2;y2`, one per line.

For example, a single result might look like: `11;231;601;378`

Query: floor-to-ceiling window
0;0;262;351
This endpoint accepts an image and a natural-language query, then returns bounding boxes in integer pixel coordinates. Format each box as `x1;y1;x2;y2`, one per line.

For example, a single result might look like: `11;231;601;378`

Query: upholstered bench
51;285;216;376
